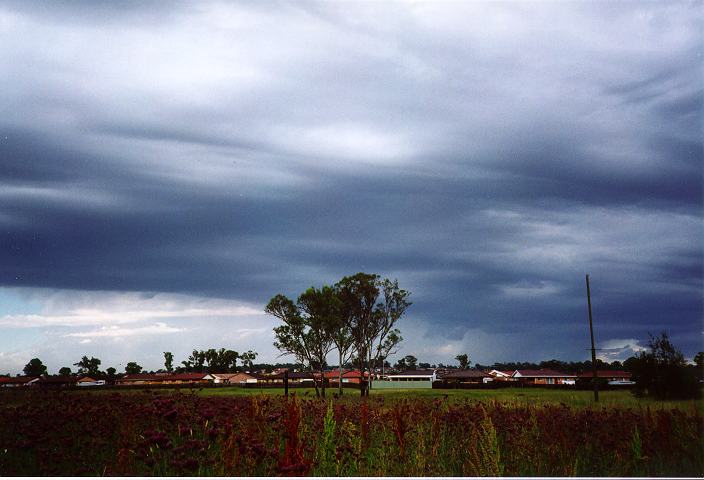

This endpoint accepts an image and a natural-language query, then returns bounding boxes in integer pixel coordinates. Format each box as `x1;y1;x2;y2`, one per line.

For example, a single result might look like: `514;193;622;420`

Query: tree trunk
320;366;326;398
338;351;344;396
358;355;367;397
368;350;373;392
308;365;320;398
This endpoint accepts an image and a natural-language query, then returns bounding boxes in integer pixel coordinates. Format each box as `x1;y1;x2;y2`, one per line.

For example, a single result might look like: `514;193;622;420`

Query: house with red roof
115;373;162;385
512;369;577;385
213;372;260;385
161;373;214;384
0;376;39;387
325;369;367;385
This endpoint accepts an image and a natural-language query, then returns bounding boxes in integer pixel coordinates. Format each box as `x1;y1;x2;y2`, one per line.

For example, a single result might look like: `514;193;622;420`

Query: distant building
512;369;577;385
439;369;492;384
0;376;39;387
385;369;438;382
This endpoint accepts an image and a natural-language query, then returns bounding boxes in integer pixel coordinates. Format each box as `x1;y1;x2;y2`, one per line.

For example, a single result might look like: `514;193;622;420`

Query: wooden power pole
585;274;599;402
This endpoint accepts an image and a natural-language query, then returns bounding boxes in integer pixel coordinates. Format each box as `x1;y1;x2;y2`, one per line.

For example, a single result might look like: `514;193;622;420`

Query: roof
488;370;513;377
164;373;213;381
119;373;160;382
387;369;436;377
577;370;632;378
513;369;577;378
324;369;367;378
212;373;241;380
440;369;491;379
37;375;78;384
0;376;38;384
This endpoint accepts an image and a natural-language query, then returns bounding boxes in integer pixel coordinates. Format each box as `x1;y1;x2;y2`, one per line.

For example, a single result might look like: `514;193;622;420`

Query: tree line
266;272;411;397
19;348;260;378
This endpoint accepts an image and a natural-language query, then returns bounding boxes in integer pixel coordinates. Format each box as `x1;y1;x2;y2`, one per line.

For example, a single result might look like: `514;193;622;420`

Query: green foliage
455;353;470;369
313;401;337;476
58;367;72;376
73;356;101;376
631;332;700;400
266;273;411;398
181;348;244;373
694;351;704;380
23;358;47;377
125;362;143;374
163;352;174;373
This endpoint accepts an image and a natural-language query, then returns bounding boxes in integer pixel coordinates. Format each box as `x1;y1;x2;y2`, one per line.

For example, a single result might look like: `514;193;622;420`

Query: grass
2;388;701;476
196;385;704;410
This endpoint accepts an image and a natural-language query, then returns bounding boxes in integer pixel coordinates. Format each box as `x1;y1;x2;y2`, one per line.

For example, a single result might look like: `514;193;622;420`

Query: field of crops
1;389;702;476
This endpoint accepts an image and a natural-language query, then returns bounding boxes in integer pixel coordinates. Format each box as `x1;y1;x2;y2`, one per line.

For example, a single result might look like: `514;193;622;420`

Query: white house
385;369;437;382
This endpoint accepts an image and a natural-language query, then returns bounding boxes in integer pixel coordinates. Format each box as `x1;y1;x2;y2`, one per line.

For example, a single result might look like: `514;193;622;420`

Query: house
0;376;39;387
212;373;238;384
385;369;438;382
512;369;577;385
160;373;214;385
77;376;106;387
488;370;515;381
439;369;492;384
215;372;260;385
286;372;316;385
326;369;368;385
577;370;633;385
115;373;161;385
37;375;79;388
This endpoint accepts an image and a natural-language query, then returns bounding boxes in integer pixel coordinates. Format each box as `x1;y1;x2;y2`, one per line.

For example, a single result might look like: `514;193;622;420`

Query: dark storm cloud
0;1;702;363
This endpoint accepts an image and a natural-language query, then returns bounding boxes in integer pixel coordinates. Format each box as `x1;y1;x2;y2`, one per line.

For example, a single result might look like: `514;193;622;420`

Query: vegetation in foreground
1;390;701;476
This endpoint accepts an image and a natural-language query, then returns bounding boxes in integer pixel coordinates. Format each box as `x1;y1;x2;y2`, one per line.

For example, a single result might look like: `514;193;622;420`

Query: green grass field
197;385;703;411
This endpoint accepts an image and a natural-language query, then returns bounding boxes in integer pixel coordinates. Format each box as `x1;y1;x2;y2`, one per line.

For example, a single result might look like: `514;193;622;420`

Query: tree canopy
23;358;47;377
74;356;101;376
631;332;700;400
267;272;412;397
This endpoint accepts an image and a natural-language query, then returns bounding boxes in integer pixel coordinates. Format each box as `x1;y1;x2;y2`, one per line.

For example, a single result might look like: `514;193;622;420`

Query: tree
74;356;101;376
370;279;411;388
394;357;407;370
164;352;174;373
326;294;354;395
337;273;381;396
220;349;239;372
298;285;340;398
377;329;402;379
125;362;143;374
240;350;257;371
694;351;704;381
23;358;47;377
268;291;332;397
455;353;470;370
58;367;72;376
631;332;700;400
106;367;116;377
403;355;418;370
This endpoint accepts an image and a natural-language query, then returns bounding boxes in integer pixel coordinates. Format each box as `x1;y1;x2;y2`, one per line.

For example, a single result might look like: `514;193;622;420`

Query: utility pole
586;274;599;402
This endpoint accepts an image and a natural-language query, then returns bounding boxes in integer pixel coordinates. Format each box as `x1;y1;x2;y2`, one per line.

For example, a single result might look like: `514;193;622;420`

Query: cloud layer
0;1;701;372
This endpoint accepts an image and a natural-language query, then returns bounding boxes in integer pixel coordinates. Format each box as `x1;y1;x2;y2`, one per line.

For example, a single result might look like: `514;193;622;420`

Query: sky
0;1;702;375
